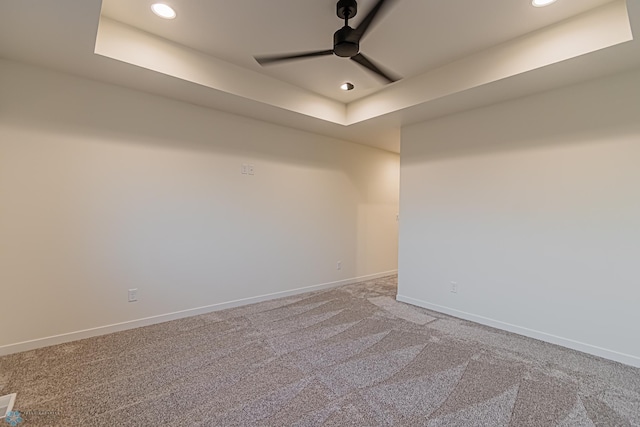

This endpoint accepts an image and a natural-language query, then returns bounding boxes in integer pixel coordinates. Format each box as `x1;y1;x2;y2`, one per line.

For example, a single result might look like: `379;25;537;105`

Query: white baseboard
0;271;397;356
396;294;640;369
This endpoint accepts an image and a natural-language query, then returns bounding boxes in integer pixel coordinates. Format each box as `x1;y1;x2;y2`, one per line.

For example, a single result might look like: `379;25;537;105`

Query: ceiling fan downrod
334;0;359;58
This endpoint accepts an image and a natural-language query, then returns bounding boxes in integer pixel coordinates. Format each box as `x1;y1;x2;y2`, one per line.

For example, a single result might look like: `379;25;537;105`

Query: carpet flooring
1;275;639;426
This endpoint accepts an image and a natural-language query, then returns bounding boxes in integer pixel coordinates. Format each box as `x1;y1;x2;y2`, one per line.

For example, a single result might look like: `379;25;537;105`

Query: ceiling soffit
95;0;633;127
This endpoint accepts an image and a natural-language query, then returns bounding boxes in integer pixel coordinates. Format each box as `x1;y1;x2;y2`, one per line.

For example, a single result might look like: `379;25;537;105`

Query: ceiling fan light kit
255;0;400;84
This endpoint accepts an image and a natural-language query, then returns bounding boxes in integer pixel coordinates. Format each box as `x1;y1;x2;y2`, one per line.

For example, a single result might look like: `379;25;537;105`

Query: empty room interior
1;0;640;425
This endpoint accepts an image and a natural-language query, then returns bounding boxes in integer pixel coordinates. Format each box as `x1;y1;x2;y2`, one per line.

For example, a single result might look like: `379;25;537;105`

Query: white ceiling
101;0;615;102
1;0;639;152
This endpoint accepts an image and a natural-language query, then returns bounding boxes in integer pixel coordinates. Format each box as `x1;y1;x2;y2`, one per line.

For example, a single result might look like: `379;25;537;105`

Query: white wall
0;60;399;352
398;68;640;367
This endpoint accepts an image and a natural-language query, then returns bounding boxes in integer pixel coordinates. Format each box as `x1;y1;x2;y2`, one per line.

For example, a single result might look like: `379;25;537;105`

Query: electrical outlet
128;288;138;302
248;164;255;175
337;261;342;270
450;282;458;293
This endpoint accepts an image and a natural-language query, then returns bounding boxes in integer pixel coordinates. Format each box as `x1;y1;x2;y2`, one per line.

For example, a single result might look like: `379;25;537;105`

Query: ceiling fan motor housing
334;26;359;57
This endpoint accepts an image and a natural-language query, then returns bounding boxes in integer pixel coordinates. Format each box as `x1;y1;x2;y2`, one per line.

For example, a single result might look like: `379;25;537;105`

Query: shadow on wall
0;59;397;199
401;68;640;164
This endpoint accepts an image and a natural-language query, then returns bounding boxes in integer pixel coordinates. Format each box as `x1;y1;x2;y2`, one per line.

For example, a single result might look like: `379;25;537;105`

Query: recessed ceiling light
340;82;355;91
151;3;176;19
532;0;557;7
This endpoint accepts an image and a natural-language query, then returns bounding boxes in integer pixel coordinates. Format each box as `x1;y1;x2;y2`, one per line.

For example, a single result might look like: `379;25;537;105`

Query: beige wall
398;68;640;367
0;60;399;352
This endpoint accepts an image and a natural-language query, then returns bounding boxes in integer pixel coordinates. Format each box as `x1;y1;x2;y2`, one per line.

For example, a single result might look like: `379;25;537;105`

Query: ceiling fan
254;0;400;84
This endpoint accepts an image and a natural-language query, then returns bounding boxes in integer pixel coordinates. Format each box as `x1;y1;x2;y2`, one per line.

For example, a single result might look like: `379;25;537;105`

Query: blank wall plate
450;282;458;293
0;393;17;419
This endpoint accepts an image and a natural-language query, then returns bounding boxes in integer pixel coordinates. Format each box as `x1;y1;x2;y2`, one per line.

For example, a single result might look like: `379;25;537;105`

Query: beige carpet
1;275;639;426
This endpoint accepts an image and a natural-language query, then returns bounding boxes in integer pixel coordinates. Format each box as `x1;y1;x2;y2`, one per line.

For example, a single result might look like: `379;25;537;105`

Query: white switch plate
241;164;248;174
128;288;138;302
450;282;458;293
248;164;255;175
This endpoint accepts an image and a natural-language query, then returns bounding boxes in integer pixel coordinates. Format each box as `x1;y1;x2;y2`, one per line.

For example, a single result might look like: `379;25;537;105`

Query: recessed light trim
532;0;557;7
151;3;176;19
340;82;355;91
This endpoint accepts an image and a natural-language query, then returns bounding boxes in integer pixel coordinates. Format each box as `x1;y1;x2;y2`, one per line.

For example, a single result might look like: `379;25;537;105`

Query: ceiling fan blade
352;0;393;42
255;50;334;65
351;53;399;83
